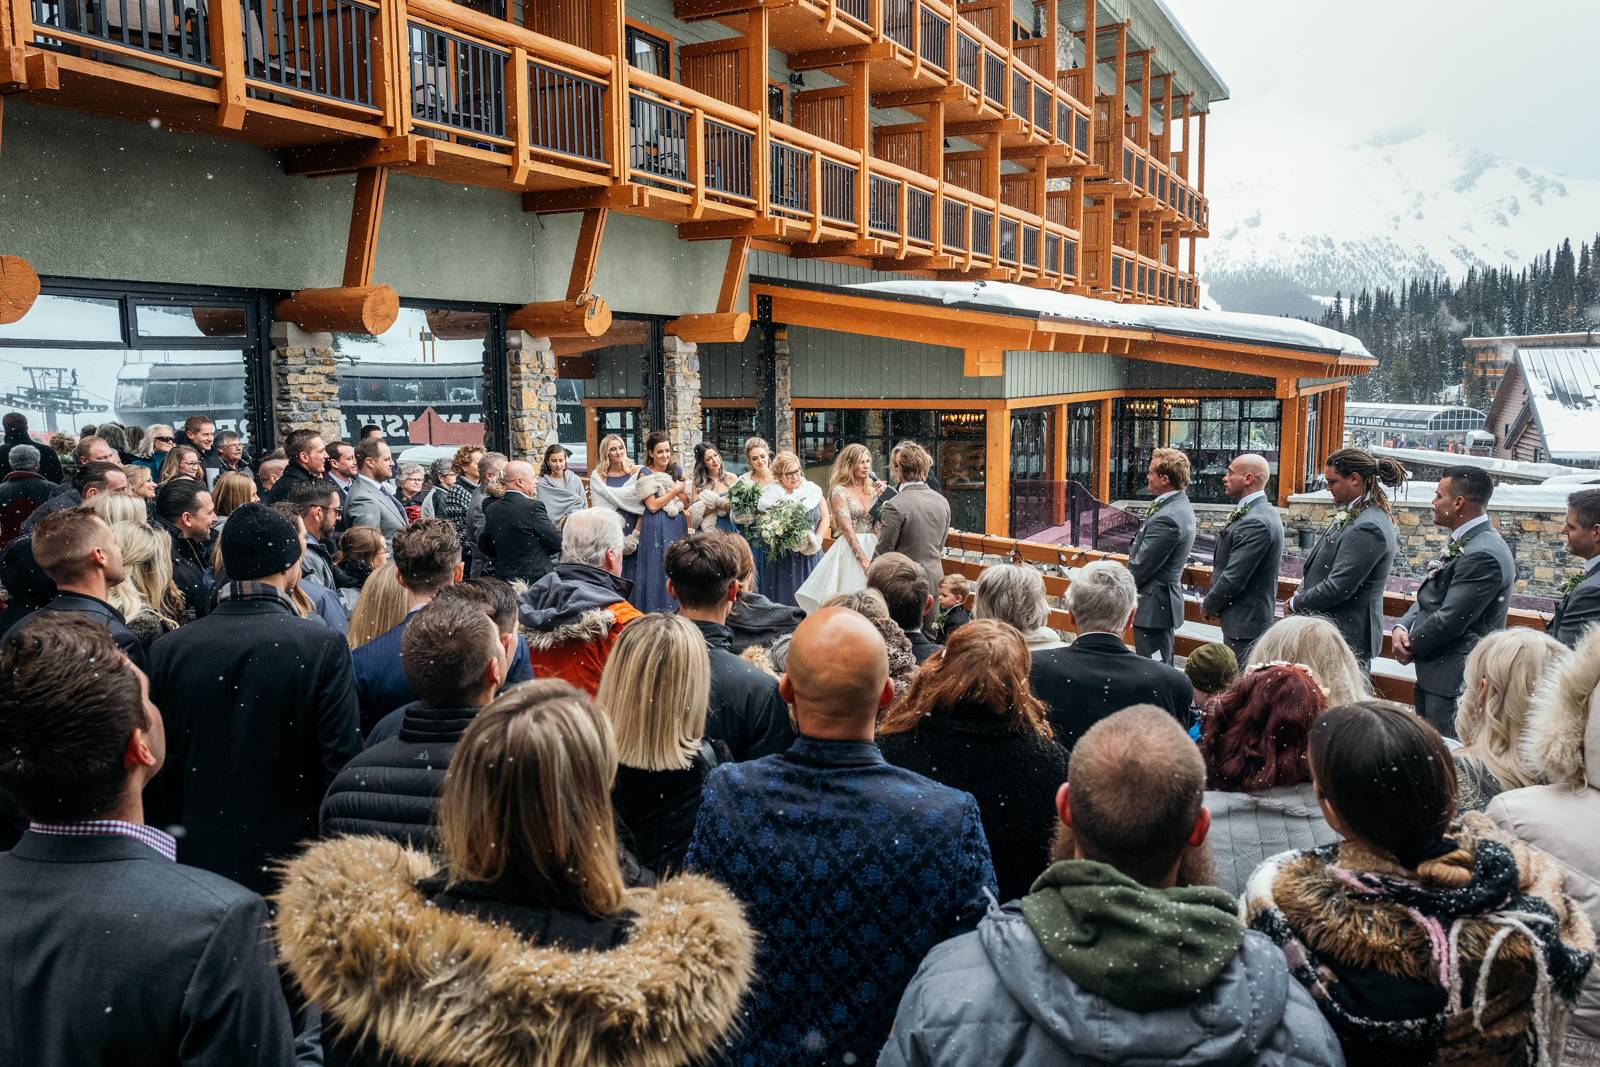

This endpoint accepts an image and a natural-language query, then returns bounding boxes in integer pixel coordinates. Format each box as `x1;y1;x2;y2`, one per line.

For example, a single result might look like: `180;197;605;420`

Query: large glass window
333;304;501;452
1112;397;1281;503
0;287;262;448
797;407;987;533
703;406;758;475
1009;406;1055;540
1065;401;1099;490
594;406;641;464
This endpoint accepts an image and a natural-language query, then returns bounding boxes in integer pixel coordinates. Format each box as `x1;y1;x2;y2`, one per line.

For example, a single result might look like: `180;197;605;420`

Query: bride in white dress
795;443;884;614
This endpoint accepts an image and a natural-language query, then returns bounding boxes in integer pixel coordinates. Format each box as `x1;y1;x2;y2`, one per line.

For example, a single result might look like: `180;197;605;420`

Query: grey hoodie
878;900;1345;1067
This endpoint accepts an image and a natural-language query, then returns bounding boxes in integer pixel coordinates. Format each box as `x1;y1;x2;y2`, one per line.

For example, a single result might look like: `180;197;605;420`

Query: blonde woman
1453;628;1568;811
756;451;828;607
734;437;776;592
587;432;644;581
274;679;755;1067
158;444;203;485
85;492;150;527
125;464;157;501
1246;614;1372;708
795;442;882;613
105;520;184;646
597;614;723;873
346;562;408;649
210;470;257;534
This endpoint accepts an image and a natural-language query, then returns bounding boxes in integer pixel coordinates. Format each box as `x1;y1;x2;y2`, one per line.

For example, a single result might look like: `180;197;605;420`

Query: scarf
588;468;645;516
536;471;587;524
757;479;822;513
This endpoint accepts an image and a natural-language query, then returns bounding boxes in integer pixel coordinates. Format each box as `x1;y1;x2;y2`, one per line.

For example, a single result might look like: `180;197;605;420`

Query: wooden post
508;47;531;186
848;61;870;239
276;285;400;335
566;207;608;304
206;0;247;129
1197;108;1207;193
1095;396;1112;501
342;166;389;289
985;405;1012;536
741;9;770;215
1277;391;1304;506
592;0;627;182
1111;22;1125;181
1051;401;1068;525
1159;70;1173;163
1136;49;1151;151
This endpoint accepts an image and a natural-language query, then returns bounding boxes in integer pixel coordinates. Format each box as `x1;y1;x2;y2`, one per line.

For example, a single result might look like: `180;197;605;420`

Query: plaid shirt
28;819;177;861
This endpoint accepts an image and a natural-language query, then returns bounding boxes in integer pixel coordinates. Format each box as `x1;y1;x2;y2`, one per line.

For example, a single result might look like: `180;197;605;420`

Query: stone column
269;322;342;443
506;330;558;461
661;333;703;457
773;329;794;453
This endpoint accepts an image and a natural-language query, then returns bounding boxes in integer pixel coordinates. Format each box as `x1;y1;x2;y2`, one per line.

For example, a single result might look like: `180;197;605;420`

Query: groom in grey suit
1127;448;1198;664
1202;454;1285;663
873;441;951;630
1393;467;1516;737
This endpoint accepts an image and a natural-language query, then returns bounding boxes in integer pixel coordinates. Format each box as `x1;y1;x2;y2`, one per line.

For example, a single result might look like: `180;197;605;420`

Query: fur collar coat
273;835;755;1067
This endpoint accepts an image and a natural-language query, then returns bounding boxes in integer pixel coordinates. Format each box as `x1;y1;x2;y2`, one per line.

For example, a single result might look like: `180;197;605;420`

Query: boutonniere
1444;539;1464;560
1147;496;1169;516
1562;571;1588;597
1225;504;1251;526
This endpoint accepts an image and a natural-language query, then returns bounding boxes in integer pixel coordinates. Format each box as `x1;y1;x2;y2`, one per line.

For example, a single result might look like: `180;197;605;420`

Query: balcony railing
529;61;607;164
769;138;812;217
918;7;948;71
884;0;914;49
907;186;933;244
868;173;900;235
955;32;978;90
821;158;857;225
409;23;510;150
33;0;211;68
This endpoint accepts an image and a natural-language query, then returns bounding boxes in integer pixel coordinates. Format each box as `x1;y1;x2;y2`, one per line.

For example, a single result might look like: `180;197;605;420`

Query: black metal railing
821;158;856;224
528;61;605;163
1021;224;1039;268
868;173;900;235
955;33;979;90
245;0;374;107
1056;100;1070;145
1063;238;1077;277
1010;71;1027;122
769;140;812;215
907;187;933;243
837;0;870;25
883;0;913;49
918;8;948;69
34;0;211;67
1121;145;1132;181
972;207;993;257
1133;155;1146;191
983;52;1004;106
705;119;753;199
1045;232;1061;274
942;199;968;251
409;23;508;147
998;217;1019;264
628;92;690;184
1074;112;1089;153
1032;85;1049;134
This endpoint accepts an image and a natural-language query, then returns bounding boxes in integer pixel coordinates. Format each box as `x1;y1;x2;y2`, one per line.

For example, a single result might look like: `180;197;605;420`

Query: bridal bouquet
729;479;763;525
752;499;812;555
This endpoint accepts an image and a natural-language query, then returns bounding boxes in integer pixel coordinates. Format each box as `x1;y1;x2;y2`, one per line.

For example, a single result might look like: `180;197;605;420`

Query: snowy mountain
1199;129;1600;317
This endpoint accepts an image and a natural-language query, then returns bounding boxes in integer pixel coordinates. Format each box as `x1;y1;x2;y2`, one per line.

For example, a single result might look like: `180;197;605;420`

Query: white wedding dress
795;492;877;615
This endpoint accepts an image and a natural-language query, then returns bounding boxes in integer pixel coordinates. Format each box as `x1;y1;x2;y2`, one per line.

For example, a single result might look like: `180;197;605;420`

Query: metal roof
1514;347;1600;461
1345;403;1487;431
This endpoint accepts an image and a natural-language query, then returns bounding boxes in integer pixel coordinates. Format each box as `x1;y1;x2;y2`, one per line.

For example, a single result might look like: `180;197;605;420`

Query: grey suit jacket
1127;493;1197;630
0;832;297;1066
1294;504;1397;664
873;483;951;604
1201;496;1285;644
1399;523;1515;698
1550;566;1600;648
345;475;408;545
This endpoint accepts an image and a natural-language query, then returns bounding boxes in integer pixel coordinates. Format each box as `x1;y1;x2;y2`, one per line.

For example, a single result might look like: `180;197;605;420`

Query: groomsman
1127;448;1197;664
1201;454;1284;663
1286;448;1403;669
1391;467;1515;738
1549;488;1600;647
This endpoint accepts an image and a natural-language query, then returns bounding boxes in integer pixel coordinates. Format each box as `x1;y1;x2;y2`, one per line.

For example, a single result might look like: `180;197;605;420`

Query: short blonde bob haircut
439;680;628;918
345;562;409;650
595;614;711;772
1455;628;1567;792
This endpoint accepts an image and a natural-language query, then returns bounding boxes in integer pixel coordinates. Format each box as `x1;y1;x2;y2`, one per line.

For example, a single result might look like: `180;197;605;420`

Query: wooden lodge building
0;0;1373;539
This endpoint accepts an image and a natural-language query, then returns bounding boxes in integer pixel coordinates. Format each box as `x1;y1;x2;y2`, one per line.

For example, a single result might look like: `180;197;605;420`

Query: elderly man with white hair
1024;560;1192;756
0;444;54;545
974;563;1065;651
514;507;643;695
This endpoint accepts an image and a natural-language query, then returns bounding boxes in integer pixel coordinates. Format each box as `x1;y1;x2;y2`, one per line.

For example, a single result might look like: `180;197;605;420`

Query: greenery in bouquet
753;500;811;554
728;479;763;524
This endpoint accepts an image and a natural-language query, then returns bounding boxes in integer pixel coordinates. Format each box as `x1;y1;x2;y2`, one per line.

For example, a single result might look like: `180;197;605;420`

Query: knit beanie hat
1184;641;1238;695
221;503;302;581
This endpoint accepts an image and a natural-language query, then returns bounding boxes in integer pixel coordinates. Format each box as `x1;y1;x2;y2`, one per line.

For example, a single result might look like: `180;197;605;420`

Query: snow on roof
1293;479;1580;512
1515;347;1600;461
844;279;1373;359
1370;445;1587;480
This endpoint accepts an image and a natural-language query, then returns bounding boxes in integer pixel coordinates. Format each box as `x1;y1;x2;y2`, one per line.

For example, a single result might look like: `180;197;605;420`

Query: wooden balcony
1097;122;1208;236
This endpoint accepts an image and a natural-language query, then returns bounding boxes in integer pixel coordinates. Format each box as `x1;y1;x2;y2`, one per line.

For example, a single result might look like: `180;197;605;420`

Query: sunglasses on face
153;436;174;443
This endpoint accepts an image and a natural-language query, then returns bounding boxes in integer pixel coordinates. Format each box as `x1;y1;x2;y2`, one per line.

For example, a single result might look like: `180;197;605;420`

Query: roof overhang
749;277;1376;387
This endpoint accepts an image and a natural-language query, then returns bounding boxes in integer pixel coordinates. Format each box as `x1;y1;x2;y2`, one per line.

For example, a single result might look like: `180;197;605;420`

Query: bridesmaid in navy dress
759;450;829;607
734;436;776;595
630;430;691;614
691;442;740;534
593;434;640;587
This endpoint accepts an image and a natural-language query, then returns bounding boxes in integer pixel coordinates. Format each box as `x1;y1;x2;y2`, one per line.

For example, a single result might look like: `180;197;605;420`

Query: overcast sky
1163;0;1600;179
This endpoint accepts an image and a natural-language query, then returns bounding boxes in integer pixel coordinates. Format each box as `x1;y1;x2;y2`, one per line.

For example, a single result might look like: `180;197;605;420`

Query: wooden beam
341;167;389;289
276;285;399;335
791;239;884;259
870;85;966;109
206;0;247;129
871;253;956;271
788;41;895;71
509;297;614;338
678;218;785;241
523;185;648;215
284;136;435;177
1095;396;1113;500
985;405;1012;536
565;207;608;304
672;0;783;20
716;235;751;312
0;254;41;325
946;118;1025;137
963;348;1004;376
664;312;752;343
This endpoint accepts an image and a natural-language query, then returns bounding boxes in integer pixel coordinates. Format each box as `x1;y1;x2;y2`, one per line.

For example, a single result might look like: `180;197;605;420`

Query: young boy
933;573;972;642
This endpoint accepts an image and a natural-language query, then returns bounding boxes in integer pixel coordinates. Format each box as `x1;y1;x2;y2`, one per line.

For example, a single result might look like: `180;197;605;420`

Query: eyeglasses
153;435;174;443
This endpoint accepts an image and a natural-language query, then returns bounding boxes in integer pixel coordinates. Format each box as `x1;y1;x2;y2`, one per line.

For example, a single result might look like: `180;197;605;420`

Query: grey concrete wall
788;327;1002;399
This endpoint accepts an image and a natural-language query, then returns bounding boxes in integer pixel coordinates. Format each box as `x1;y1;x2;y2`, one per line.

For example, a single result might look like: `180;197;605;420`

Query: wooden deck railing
942;531;1553;708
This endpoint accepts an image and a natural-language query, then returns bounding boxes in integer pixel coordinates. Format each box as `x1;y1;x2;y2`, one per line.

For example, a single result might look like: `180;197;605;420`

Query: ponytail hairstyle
1324;447;1406;514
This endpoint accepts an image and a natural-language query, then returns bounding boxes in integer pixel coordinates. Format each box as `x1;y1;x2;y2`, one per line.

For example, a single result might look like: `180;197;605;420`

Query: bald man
685;607;996;1066
1202;453;1285;662
477;460;562;584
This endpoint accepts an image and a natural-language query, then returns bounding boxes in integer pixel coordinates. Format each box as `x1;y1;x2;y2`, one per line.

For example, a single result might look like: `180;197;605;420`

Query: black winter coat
612;741;730;876
155;516;210;615
878;712;1066;902
690;619;795;760
320;702;477;850
477;491;562;584
4;592;148;675
0;428;64;483
146;587;361;894
1029;633;1193;757
264;459;316;504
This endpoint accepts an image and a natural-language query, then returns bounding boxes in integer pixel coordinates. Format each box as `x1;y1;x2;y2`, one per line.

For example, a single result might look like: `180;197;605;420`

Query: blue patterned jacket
684;735;996;1066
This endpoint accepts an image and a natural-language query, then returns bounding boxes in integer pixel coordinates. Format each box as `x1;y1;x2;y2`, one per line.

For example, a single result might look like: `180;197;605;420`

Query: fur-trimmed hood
517;563;633;647
273;836;755;1067
1523;625;1600;791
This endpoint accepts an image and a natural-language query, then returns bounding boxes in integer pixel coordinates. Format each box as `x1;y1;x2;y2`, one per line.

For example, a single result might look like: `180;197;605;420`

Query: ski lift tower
0;367;97;432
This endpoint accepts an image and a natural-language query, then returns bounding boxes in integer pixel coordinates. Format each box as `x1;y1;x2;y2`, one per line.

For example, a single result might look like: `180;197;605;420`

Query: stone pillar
773;329;794;453
506;330;558;461
269;322;342;443
661;333;703;457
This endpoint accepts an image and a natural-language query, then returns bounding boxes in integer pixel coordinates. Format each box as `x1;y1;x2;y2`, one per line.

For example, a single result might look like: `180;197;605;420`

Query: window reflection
333;305;492;449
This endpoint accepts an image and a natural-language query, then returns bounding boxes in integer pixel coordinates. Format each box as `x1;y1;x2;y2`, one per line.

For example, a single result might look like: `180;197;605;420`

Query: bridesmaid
690;443;739;534
535;442;587;527
759;450;829;607
735;436;776;595
593;434;639;586
631;430;691;614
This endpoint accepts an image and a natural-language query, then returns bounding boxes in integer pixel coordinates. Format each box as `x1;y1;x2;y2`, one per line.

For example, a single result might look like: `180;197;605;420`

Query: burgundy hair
1199;664;1327;793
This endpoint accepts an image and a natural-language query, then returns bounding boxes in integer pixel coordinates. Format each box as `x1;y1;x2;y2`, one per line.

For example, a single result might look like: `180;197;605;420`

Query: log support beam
0;254;41;325
275;285;400;335
283;136;436;177
342;166;389;289
665;235;752;343
509;207;612;338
